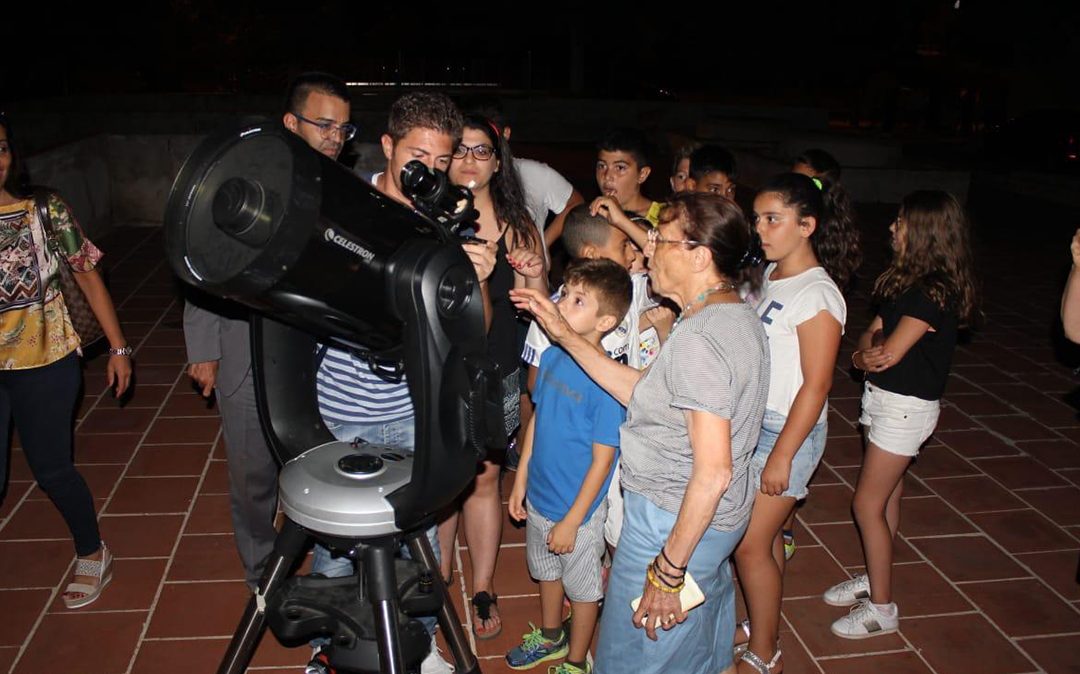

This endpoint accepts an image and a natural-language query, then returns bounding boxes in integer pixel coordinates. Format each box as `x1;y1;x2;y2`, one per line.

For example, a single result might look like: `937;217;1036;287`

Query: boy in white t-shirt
521;205;669;549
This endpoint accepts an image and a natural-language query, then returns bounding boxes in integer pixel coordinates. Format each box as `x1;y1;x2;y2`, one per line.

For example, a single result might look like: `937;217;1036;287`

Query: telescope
164;120;502;674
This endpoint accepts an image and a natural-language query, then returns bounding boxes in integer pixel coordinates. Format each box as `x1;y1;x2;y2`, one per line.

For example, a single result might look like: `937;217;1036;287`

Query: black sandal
471;591;502;640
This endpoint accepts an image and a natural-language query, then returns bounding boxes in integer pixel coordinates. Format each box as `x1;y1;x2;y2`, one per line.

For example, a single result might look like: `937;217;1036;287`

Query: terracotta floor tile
1014;550;1080;601
1018;486;1080;526
1017;439;1080;469
913;535;1029;582
934;404;979;431
0;647;17;672
946;393;1017;417
139;328;188;347
808;522;919;567
946;373;981;393
199;459;231;494
808;462;842;487
922;475;1026;513
0;498;76;540
134;638;229;674
798;484;854;524
952;364;1017;385
0;589;50;646
934;429;1018;458
136;346;189;365
0;482;33;523
13;610;146;674
978;415;1059;442
1017;634;1080;674
147;580;251;637
185;493;235;534
827;410;859;436
831;465;860;487
144;416;221;444
106;476;199;514
48;558;167;612
823;435;865;467
819;651;933;673
781;596;906;657
909;445;979;479
74;432;142;464
1060;468;1080;488
974;456;1069;489
901;612;1034;673
772;631;818;674
897;496;975;537
776;545;849;598
0;540;75;589
126;443;211;477
460;545;536;598
77;406;159;435
132;363;184;386
891;561;973;616
963;578;1080;637
830;397;862;421
901;472;932;497
168;533;245;582
123;383;173;409
162;391;220;416
98;514;184;558
969;510;1074;554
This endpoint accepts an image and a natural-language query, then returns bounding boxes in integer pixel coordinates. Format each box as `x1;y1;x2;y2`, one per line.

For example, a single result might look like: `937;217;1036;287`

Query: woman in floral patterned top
0;116;132;608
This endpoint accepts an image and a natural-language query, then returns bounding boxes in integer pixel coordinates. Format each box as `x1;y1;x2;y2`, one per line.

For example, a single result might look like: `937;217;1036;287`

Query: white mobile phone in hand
631;570;706;627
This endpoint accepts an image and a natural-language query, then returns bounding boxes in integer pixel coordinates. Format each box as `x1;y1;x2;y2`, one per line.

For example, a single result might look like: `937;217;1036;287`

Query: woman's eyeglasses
453;144;496;161
647;227;703;248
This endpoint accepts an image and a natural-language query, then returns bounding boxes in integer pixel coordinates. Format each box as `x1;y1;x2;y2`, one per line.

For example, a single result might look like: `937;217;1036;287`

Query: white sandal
62;542;113;609
739;646;782;674
733;619;752;656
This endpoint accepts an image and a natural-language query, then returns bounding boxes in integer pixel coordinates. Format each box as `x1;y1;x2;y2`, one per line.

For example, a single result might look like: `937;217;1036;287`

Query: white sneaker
830;599;899;639
822;573;871;607
420;635;455;674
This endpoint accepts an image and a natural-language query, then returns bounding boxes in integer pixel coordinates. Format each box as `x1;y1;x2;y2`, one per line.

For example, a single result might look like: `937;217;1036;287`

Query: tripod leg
405;532;482;674
364;541;409;674
217;518;310;674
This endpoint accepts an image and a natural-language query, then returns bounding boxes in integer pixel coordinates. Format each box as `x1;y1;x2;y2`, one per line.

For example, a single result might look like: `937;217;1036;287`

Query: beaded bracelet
651;557;685;584
659;547;688;572
650;562;683;589
646;566;684;593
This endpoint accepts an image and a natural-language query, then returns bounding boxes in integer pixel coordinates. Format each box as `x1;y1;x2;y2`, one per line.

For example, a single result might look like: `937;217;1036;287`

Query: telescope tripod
216;518;480;674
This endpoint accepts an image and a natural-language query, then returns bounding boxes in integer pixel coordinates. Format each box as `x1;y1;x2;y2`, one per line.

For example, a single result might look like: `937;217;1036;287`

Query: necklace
671;280;739;332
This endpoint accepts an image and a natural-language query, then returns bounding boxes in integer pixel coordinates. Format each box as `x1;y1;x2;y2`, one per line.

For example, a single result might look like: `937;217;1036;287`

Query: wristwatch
108;345;134;357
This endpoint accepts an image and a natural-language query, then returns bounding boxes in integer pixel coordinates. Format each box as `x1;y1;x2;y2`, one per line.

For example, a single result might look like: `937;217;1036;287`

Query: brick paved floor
1;222;1078;673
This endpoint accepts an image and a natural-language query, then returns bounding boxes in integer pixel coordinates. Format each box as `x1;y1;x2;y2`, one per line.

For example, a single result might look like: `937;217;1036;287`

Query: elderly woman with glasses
511;192;768;674
435;113;548;640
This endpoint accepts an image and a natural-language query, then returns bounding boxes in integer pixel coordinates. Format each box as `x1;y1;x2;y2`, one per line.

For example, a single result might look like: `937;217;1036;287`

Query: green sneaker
506;623;569;670
548;663;591;674
782;528;796;560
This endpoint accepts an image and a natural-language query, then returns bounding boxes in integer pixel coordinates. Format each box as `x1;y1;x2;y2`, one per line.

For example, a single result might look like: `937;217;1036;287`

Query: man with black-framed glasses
183;72;354;595
282;73;354;160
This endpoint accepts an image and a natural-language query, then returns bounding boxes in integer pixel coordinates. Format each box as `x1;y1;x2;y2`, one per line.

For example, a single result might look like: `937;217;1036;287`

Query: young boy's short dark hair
387;92;463;142
689;145;738;182
561;205;613;257
563;258;632;326
283;72;350;115
597;127;653;169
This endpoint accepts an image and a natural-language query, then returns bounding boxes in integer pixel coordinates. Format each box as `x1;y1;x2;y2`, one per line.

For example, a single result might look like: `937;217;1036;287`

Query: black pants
0;352;100;556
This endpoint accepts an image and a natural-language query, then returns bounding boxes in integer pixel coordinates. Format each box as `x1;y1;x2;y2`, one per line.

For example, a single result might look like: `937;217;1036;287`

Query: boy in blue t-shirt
506;258;632;674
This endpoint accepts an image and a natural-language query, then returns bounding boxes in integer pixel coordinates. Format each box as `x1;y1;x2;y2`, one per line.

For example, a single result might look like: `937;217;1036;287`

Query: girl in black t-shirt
824;191;977;640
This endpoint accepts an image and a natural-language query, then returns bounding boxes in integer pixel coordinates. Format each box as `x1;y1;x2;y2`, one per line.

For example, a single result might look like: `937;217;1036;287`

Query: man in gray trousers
183;72;355;588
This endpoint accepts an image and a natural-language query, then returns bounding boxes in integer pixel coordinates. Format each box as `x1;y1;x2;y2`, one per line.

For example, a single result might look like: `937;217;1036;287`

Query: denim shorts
750;409;828;500
595;492;746;674
859;382;940;457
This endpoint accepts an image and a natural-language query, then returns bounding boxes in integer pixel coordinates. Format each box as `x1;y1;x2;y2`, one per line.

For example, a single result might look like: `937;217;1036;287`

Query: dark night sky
3;1;1078;112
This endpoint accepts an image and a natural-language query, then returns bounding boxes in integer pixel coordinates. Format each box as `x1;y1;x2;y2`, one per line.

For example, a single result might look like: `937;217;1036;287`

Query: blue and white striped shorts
526;499;608;602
